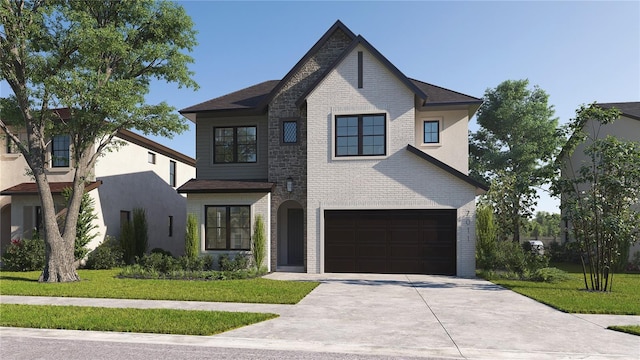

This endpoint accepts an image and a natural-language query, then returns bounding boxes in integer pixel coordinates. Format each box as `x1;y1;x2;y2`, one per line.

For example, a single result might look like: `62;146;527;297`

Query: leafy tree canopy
471;79;562;242
0;0;198;282
552;103;640;291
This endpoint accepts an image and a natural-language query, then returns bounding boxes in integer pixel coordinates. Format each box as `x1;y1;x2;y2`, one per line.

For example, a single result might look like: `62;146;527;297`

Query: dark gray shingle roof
598;102;640;120
180;80;279;114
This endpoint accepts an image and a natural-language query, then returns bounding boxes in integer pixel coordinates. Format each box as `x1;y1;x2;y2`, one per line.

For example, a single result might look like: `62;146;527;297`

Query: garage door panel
389;258;424;273
326;259;356;273
324;210;456;275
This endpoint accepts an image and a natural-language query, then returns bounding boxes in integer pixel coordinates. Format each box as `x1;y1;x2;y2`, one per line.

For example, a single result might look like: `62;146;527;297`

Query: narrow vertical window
6;137;16;154
148;152;156;164
283;121;298;144
423;120;440;144
357;51;363;89
35;206;43;234
169;160;176;187
168;216;174;237
120;210;130;229
51;135;70;167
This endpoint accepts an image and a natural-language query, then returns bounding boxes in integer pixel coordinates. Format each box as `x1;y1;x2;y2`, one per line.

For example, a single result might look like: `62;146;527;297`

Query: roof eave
406;144;489;194
420;100;484;119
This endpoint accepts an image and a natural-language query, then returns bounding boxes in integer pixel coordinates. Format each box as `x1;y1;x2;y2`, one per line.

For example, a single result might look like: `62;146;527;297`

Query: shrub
548;241;582;263
150;248;173;257
494;240;526;274
476;205;497;270
1;238;45;271
627;251;640;273
185;213;199;259
252;214;267;271
219;253;250;272
61;188;98;261
136;252;180;273
132;208;148;259
530;267;571;283
178;254;213;271
119;221;135;264
85;237;123;270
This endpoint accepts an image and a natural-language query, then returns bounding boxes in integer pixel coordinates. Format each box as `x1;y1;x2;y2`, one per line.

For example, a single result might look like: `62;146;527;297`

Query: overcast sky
3;1;639;214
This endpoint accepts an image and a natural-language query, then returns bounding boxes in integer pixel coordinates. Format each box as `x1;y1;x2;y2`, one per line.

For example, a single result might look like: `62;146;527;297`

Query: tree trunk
29;134;81;283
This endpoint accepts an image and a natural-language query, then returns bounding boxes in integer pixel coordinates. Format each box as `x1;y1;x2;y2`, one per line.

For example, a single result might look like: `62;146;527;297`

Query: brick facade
305;46;478;276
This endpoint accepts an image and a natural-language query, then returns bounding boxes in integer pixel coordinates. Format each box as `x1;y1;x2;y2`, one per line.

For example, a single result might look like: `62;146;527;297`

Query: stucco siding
185;192;271;271
563;115;640;261
305;45;478;276
195;115;268;180
93;137;195;255
414;109;470;174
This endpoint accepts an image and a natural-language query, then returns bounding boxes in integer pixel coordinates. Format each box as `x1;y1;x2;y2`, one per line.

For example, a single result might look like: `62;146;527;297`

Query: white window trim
330;109;390;161
421;118;443;147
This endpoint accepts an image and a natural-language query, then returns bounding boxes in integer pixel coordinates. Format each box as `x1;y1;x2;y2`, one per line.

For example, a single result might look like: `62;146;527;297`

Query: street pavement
1;273;639;359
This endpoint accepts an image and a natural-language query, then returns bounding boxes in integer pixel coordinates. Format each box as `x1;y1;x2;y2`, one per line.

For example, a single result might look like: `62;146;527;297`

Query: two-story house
178;21;487;276
561;102;640;262
1;109;196;256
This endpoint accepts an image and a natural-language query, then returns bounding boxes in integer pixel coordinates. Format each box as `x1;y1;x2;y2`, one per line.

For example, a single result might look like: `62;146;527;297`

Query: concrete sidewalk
2;274;639;359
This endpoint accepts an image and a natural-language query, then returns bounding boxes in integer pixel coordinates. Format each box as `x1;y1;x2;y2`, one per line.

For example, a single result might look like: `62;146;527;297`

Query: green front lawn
0;304;277;335
0;269;318;304
608;325;640;336
491;265;640;315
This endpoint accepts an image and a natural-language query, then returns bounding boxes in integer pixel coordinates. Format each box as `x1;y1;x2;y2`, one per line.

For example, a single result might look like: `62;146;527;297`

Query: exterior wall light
286;177;293;193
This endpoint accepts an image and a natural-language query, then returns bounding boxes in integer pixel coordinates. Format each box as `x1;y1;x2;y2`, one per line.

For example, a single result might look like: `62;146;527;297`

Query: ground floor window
205;205;251;250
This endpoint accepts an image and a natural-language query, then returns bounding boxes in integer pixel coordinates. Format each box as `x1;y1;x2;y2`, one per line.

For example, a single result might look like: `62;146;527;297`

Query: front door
287;208;304;266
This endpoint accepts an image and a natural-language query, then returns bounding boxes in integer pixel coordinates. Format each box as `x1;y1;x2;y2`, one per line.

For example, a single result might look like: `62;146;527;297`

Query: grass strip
491;270;640;315
607;325;640;336
0;304;277;335
0;270;318;304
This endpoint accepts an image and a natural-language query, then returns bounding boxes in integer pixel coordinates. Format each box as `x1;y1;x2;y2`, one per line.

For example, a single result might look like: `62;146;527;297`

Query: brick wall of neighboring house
267;28;353;271
305;45;478;276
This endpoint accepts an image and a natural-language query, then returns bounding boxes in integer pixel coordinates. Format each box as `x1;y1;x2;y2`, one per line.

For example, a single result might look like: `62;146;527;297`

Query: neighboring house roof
557;101;640;162
406;145;489;195
116;129;195;167
51;108;195;166
598;102;640;121
177;179;275;193
179;20;481;119
0;181;102;196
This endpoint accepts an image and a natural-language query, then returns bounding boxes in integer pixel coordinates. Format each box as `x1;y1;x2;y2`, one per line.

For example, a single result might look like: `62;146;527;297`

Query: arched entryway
277;200;304;270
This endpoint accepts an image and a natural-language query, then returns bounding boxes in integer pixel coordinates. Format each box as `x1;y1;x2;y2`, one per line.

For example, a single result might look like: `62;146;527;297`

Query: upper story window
282;120;298;144
148;152;156;164
335;114;386;157
51;135;70;167
214;126;257;163
205;205;251;250
169;160;176;187
423;120;441;144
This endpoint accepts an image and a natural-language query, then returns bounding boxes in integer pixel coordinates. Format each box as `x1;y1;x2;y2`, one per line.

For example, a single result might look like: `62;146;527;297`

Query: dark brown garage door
324;210;456;275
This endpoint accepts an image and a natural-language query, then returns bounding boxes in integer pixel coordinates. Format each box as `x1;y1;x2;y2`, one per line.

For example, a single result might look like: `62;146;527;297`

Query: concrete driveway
2;273;639;359
223;273;640;359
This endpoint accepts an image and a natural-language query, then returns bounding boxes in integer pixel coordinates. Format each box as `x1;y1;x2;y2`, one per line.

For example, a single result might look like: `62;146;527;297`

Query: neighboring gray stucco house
1;108;196;256
561;102;640;261
178;21;487;277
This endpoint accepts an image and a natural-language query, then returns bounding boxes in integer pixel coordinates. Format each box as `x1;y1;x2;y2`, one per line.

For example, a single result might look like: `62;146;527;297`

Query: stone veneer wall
267;28;353;271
